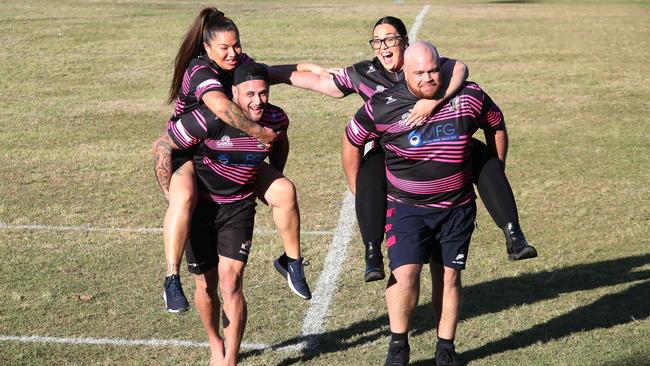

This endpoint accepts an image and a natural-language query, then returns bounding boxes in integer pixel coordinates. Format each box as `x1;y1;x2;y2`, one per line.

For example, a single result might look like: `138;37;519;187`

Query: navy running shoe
163;274;189;313
274;253;312;300
384;339;410;366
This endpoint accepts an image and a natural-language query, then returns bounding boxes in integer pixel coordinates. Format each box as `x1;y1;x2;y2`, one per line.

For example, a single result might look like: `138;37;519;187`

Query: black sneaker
163;274;189;313
364;242;385;282
384;339;410;366
434;345;459;366
274;254;312;300
502;222;538;261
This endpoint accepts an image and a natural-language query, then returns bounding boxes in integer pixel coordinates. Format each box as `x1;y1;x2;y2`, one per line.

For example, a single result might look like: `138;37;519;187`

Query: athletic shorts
171;148;195;172
384;201;476;271
186;198;256;274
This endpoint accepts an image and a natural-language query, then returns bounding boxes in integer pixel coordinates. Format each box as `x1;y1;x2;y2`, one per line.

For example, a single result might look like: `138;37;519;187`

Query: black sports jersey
168;104;289;204
169;53;254;124
333;56;450;102
345;81;505;208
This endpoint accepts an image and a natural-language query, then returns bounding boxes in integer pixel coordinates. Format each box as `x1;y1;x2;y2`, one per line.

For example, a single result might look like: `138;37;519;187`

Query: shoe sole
162;291;189;313
364;269;386;282
508;246;538;261
274;260;311;300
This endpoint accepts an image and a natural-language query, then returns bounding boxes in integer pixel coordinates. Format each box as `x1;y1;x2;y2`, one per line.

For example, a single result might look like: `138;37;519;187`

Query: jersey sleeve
167;110;217;149
188;63;225;101
477;92;506;131
332;64;359;97
261;105;290;137
345;100;379;148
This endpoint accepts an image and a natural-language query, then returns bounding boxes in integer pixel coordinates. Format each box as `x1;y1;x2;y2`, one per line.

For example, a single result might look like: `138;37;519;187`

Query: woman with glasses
272;16;537;282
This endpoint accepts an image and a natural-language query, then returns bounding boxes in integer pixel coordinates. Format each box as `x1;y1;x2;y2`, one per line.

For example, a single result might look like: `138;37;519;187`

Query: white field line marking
408;5;431;42
0;335;269;350
0;6;430;355
0;222;332;236
286;5;431;352
279;191;357;352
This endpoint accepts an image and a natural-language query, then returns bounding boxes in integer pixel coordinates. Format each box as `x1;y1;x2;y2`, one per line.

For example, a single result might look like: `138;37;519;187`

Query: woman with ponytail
153;7;310;319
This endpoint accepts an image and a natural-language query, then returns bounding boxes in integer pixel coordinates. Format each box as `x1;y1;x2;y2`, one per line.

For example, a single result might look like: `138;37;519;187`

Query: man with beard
342;41;509;366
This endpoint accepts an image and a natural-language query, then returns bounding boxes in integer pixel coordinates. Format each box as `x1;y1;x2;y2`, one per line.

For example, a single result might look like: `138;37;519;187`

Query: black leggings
354;138;518;245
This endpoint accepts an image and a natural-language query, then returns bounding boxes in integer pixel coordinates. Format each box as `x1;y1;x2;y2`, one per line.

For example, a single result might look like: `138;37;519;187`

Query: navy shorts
385;201;476;271
186;198;256;274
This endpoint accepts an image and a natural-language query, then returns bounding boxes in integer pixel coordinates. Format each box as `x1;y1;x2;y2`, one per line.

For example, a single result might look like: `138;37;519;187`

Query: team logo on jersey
216;135;233;148
449;96;460;112
408;122;458;146
376;85;386;92
257;141;265;149
367;65;376;74
217;154;230;164
385;95;397;104
239;240;252;255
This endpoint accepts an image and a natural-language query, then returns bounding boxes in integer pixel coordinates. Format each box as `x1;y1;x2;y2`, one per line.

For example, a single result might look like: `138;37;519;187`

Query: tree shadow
238;254;650;365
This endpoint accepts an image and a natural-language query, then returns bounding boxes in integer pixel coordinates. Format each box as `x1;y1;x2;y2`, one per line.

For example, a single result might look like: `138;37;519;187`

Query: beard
407;81;440;99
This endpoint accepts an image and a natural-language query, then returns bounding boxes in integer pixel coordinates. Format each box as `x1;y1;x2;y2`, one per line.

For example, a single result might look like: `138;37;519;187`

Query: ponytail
168;7;238;104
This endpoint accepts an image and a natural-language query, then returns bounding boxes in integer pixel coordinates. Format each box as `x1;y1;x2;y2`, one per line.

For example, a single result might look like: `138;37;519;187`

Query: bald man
342;41;509;366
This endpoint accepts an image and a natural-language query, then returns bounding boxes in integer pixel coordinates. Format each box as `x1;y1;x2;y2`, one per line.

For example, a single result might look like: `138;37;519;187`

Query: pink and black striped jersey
169;53;254;122
332;56;451;102
345;82;505;209
168;104;289;204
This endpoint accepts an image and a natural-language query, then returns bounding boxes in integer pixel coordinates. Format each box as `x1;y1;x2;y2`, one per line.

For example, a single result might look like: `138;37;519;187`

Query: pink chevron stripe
358;82;375;98
199;190;254;204
386;168;468;195
203;158;260;185
192;110;208;132
169;122;197;149
386;192;475;209
386;235;397;248
364;101;375;122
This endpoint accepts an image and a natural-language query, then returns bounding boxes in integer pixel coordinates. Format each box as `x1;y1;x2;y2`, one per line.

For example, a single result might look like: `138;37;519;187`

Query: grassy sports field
0;0;648;365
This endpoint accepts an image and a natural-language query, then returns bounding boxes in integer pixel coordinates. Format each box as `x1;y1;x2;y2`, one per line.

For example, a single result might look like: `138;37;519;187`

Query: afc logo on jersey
366;65;376;74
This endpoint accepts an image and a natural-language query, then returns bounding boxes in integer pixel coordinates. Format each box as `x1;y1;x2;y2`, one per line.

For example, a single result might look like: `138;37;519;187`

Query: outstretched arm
406;59;469;126
152;130;181;201
341;133;363;195
267;63;345;98
202;90;278;146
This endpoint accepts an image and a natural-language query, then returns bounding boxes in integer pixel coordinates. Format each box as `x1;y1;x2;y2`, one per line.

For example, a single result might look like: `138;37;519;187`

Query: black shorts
385;201;476;271
186;199;256;274
171;148;196;172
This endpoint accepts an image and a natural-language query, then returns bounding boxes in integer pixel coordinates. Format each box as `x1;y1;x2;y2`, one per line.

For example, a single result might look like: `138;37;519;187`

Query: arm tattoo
223;101;263;136
153;131;174;198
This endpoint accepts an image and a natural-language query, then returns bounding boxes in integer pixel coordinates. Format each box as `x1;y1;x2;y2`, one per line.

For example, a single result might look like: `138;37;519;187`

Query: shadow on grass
239;254;650;365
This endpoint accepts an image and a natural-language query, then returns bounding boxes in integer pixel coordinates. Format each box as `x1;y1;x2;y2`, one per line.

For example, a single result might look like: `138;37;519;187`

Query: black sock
437;336;455;350
390;331;408;345
286;254;298;262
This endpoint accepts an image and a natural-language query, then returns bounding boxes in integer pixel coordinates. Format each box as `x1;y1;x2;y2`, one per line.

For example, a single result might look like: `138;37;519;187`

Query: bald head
403;41;442;99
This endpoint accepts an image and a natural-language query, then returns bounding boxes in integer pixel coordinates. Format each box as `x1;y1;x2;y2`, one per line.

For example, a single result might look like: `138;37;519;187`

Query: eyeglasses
368;35;403;50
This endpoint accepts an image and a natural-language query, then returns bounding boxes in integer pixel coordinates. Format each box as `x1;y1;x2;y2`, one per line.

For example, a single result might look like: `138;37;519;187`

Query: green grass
1;0;649;365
